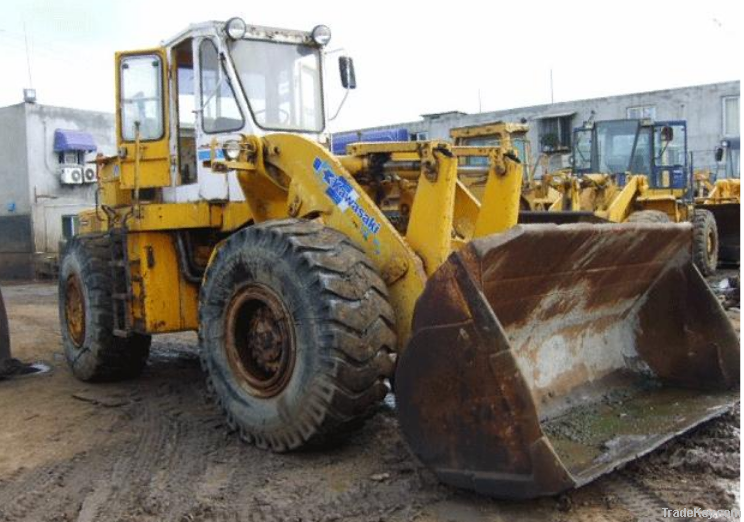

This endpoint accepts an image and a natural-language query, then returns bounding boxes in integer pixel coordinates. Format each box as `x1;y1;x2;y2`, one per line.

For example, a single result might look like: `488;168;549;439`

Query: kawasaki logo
312;158;381;235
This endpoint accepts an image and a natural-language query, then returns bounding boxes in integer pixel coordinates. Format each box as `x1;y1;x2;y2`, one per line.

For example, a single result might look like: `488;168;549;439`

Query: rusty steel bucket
395;223;739;499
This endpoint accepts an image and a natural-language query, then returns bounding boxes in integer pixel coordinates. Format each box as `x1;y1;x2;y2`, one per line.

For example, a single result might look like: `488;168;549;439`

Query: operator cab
114;19;354;204
572;119;688;190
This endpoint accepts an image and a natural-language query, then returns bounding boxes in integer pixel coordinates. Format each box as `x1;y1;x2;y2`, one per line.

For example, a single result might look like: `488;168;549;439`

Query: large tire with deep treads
58;235;151;381
625;210;671;223
692;209;718;276
199;219;396;451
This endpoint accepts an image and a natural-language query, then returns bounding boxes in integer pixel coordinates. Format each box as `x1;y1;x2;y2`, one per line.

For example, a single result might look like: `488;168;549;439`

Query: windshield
654;124;686;166
462;136;500;167
573;129;592;172
461;135;529;180
229;39;324;132
594;120;640;174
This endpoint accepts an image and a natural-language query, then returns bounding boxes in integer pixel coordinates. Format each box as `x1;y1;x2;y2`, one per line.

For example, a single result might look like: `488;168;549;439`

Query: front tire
626;210;671;223
58;235;151;381
692;209;718;276
199;219;396;451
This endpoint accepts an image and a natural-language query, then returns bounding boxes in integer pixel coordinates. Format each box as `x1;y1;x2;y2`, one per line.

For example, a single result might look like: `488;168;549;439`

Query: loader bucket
699;203;740;264
396;223;739;499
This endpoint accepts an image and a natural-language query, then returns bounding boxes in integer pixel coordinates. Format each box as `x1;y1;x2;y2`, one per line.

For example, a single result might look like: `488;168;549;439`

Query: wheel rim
65;274;86;348
225;283;296;398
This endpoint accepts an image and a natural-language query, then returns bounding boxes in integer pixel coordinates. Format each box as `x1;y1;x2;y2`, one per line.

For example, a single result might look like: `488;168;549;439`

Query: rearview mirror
339;56;356;90
715;147;724;162
660;126;674;142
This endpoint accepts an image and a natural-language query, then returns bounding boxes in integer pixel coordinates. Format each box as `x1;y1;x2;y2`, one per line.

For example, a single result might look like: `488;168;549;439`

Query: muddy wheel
199;219;396;451
692;209;718;276
58;235;151;381
625;210;671;223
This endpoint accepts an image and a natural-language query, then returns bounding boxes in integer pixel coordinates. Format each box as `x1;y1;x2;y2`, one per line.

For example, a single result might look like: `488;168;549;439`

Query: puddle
0;359;52;380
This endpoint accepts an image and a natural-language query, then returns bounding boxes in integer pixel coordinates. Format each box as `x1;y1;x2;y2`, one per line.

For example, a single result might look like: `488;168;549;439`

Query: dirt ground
0;276;739;522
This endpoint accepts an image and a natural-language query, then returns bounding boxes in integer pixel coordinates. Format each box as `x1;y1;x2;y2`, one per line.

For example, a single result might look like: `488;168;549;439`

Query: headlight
225;17;247;40
223;140;241;160
311;25;331;46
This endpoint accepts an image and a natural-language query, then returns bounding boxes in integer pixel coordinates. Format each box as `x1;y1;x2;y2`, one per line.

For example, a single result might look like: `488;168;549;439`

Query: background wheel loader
450;121;564;212
530;118;735;275
694;139;740;265
58;19;738;500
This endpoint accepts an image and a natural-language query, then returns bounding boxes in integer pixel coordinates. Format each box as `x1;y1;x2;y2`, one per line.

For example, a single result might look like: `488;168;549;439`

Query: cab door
193;37;246;201
652;121;688;191
116;48;171;189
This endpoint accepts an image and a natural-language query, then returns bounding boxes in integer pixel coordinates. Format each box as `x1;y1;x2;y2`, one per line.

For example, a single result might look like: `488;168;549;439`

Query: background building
0;101;115;279
333;81;740;178
0;82;739;279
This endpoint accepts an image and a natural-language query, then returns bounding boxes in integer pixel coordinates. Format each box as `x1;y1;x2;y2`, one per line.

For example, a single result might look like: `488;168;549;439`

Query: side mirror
715;147;724;162
339;56;356;90
660;126;674;142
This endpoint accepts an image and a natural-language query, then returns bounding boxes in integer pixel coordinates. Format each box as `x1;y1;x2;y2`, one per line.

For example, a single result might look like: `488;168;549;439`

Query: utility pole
549;68;554;104
23;21;33;88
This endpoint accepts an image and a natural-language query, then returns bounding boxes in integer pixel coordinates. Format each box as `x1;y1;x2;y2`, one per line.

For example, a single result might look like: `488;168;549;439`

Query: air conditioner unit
82;164;97;183
60;166;83;185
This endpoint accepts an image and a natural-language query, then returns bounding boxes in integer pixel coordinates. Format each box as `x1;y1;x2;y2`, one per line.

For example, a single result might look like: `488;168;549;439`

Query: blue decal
197;149;225;161
312;157;382;240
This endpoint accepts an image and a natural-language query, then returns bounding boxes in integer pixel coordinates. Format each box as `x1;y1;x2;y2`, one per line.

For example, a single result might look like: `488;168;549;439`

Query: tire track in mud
84;402;171;522
136;405;224;522
602;473;693;522
0;461;76;521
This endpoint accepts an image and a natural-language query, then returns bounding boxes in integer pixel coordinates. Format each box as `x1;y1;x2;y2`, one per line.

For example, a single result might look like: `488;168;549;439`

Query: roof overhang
53;129;97;153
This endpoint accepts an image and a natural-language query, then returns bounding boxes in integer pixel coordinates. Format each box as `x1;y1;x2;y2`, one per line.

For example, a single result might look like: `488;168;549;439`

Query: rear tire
58;235;151;381
626;210;671;223
692;209;718;276
199;219;396;451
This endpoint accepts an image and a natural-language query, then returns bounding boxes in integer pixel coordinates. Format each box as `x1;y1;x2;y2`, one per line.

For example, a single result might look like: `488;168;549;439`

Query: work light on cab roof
311;25;331;46
224;17;247;40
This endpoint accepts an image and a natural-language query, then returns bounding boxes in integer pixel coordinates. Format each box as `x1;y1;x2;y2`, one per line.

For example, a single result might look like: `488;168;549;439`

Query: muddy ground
0;276;739;522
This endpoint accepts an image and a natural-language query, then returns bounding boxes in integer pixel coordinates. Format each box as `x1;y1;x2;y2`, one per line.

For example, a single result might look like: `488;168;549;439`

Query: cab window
199;39;244;134
120;54;164;141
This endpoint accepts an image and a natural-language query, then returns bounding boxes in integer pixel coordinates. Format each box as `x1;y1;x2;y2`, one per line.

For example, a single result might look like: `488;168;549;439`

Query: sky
0;0;740;132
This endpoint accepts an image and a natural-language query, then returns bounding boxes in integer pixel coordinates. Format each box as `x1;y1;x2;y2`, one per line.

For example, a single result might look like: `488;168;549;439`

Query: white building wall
23;103;115;255
340;81;740;176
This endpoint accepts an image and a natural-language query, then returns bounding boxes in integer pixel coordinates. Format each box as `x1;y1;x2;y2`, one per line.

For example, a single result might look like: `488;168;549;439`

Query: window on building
626;105;656;120
538;115;573;152
58;151;83;165
410;131;429;141
723;96;739;137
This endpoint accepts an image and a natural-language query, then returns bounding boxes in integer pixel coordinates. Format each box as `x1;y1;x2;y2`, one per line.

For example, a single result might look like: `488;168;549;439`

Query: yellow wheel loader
694;140;740;265
58;19;739;499
449;121;562;212
540;119;727;275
